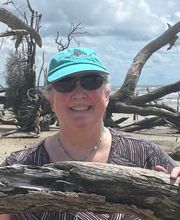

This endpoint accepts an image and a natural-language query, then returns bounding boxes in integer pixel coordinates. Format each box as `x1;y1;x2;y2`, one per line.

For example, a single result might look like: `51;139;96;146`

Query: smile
70;106;91;111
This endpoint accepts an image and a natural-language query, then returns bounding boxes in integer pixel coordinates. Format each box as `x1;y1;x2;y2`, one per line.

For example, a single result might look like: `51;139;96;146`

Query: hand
155;165;180;185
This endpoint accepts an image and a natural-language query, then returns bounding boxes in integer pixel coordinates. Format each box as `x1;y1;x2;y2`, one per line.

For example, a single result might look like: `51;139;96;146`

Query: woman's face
49;75;110;130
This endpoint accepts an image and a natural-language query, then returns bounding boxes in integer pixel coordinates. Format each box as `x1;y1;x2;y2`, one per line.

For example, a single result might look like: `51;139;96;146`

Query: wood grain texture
0;161;179;219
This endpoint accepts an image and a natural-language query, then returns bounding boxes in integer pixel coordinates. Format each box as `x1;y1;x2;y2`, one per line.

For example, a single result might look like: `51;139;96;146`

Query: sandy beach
0;113;180;165
0;124;59;163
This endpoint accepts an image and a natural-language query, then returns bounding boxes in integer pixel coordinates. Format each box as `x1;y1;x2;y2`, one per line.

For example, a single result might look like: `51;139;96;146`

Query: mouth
69;106;92;112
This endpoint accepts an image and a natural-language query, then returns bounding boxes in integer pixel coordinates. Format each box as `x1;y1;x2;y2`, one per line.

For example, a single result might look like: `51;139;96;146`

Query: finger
170;176;180;186
155;165;168;173
170;167;180;179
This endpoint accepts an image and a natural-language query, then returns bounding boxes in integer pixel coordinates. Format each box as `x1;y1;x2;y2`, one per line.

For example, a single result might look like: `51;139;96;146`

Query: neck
59;124;103;149
58;124;104;161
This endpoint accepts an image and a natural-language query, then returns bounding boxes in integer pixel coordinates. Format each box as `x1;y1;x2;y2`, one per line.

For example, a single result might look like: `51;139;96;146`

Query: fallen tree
0;161;179;220
105;22;180;132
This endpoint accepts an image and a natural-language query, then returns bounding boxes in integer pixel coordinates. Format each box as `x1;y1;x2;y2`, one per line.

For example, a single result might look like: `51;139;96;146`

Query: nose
71;81;87;99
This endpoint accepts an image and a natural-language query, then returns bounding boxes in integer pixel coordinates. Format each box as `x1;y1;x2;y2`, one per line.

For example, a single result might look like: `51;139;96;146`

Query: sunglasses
52;75;105;93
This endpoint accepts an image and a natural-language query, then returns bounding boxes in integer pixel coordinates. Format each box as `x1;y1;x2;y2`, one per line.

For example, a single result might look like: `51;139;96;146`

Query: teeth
71;106;89;111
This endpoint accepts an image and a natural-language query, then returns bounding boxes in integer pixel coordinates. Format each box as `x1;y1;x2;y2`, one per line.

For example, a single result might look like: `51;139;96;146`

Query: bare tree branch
37;51;45;89
130;81;180;105
55;23;87;51
0;8;42;48
26;0;34;14
113;22;180;100
114;102;179;118
105;22;180;131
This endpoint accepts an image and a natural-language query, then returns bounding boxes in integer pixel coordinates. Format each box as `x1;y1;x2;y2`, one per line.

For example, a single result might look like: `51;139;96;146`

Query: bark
0;96;6;105
0;162;179;220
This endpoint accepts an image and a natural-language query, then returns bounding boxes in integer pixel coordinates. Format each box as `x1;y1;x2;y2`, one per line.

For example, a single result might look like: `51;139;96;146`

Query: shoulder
109;127;153;148
109;127;171;154
1;139;46;166
108;127;176;170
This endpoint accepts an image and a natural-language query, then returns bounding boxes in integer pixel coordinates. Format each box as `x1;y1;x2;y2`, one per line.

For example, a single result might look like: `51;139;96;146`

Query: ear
104;87;110;108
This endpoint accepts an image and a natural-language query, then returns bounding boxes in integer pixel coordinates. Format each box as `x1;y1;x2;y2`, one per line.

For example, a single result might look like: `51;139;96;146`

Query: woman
0;47;179;220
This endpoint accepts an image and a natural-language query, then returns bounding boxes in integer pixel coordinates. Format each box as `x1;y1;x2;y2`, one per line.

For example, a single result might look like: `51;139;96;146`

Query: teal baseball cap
47;47;109;83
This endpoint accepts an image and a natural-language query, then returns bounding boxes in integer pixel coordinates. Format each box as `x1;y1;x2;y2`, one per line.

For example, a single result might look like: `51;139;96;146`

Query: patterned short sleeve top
2;128;176;220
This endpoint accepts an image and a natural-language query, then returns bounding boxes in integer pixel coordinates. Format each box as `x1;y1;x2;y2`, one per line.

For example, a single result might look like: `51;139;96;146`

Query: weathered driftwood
0;161;179;220
120;116;166;132
105;22;180;131
0;8;42;48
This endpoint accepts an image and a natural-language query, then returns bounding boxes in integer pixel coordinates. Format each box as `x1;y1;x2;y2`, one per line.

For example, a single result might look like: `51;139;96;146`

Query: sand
0;124;59;163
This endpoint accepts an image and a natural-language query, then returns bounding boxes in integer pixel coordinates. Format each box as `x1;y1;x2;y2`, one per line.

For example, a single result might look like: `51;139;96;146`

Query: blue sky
0;0;180;87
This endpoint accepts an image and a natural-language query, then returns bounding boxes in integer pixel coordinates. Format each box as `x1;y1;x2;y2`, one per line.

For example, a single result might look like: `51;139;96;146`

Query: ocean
111;85;180;111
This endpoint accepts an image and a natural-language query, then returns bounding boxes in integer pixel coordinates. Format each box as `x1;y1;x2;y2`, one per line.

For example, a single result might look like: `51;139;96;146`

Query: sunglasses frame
52;74;106;93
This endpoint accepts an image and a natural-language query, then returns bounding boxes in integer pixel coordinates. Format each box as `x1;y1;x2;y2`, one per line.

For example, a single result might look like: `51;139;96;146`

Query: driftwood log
0;161;179;220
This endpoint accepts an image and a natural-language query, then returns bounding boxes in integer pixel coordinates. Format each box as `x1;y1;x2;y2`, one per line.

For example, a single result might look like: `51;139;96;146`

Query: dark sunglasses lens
81;75;104;90
53;78;76;92
52;75;104;93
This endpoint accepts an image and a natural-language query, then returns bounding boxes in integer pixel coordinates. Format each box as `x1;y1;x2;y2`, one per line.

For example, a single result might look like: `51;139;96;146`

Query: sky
0;0;180;87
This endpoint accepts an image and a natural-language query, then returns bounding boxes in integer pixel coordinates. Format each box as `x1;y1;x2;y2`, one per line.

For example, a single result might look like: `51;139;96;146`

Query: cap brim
48;63;109;83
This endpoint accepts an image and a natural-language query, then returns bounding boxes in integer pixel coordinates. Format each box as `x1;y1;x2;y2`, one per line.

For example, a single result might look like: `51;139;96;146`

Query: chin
74;123;89;129
72;120;92;129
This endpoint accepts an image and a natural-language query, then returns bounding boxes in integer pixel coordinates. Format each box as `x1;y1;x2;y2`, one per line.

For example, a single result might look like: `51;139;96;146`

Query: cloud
38;0;164;41
0;0;179;86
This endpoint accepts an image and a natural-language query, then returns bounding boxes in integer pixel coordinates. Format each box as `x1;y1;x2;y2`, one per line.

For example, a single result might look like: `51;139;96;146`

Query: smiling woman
0;47;180;220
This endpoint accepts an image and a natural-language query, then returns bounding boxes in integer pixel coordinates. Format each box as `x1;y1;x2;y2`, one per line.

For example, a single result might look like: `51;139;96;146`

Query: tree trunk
0;162;179;220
